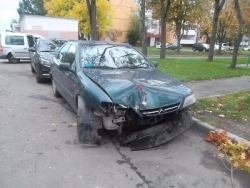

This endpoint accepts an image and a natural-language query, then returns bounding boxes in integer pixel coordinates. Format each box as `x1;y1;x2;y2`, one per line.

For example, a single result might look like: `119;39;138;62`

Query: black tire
77;96;102;146
35;66;44;83
51;77;61;98
8;54;20;64
31;63;35;73
192;49;196;52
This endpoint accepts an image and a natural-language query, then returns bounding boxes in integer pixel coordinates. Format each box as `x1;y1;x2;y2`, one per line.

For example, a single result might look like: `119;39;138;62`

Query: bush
127;29;140;46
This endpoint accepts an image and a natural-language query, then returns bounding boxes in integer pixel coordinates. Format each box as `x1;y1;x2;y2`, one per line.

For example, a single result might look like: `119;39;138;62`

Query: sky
0;0;19;33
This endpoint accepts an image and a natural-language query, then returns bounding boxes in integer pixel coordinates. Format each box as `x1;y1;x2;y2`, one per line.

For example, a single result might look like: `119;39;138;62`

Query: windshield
38;39;67;52
80;44;153;69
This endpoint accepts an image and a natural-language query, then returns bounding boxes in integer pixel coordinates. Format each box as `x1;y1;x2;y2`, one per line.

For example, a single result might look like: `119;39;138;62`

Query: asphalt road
0;59;249;188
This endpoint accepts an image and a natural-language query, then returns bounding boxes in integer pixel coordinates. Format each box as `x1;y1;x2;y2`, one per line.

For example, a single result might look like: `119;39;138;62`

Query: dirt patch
194;111;250;141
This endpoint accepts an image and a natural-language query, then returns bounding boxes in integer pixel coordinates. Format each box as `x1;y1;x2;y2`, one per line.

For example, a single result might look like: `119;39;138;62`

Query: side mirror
152;61;158;67
59;63;71;71
28;47;36;52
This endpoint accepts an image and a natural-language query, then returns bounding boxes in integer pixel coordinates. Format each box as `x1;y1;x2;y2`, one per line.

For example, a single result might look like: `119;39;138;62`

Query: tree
230;0;244;68
217;0;237;52
44;0;112;39
86;0;98;40
207;0;226;62
10;19;18;30
168;0;203;53
160;0;172;59
17;0;46;17
140;0;147;56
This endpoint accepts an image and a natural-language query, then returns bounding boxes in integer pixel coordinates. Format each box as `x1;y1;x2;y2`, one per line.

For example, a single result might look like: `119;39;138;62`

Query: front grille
141;103;180;116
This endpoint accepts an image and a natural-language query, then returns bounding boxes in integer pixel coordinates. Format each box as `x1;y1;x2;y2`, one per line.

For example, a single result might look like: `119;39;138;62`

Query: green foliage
10;19;18;30
17;0;46;17
44;0;112;36
127;15;140;46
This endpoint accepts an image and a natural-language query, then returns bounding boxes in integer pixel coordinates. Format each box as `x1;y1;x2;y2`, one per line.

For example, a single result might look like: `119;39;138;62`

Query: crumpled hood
83;68;193;110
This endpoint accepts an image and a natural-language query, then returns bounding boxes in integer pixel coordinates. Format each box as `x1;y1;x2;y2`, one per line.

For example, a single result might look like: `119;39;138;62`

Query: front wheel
8;54;20;64
77;96;102;146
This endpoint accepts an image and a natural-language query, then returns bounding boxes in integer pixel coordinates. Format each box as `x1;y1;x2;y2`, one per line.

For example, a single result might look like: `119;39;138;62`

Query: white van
0;32;44;63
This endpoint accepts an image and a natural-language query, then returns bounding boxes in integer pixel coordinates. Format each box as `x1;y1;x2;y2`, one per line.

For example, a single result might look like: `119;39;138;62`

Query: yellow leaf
218;153;225;158
72;123;77;127
240;153;246;160
218;114;225;118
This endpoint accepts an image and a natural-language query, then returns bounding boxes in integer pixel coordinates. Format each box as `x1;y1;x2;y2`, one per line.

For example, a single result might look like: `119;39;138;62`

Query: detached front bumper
120;109;193;150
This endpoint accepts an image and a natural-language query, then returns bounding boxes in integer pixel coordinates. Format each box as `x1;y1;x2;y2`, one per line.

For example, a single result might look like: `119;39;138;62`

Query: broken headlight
101;102;127;114
182;93;197;108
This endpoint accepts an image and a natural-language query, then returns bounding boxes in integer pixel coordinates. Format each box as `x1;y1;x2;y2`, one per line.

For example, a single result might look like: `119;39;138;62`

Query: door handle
24;48;27;49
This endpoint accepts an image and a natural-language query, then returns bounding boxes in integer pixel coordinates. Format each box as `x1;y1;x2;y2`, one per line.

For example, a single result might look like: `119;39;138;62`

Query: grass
195;115;224;128
136;47;250;56
191;91;250;123
151;58;250;82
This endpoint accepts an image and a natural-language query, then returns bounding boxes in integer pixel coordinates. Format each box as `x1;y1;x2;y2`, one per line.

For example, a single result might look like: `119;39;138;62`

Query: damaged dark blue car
50;41;197;150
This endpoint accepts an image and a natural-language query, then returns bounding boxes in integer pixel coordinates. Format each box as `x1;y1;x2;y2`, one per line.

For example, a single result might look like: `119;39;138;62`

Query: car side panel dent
77;71;113;111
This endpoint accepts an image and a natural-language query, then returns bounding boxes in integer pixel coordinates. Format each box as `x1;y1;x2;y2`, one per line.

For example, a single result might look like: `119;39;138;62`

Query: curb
192;117;250;147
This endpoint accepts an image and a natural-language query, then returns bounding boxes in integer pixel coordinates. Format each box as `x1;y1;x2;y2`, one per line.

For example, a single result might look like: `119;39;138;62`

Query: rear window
5;36;24;45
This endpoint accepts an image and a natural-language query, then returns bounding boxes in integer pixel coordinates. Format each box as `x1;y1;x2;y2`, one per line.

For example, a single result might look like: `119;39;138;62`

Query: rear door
5;35;28;58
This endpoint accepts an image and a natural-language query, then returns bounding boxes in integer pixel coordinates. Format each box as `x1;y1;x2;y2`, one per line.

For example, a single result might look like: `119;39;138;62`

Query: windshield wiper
40;50;55;52
83;66;115;69
118;53;137;58
119;66;149;69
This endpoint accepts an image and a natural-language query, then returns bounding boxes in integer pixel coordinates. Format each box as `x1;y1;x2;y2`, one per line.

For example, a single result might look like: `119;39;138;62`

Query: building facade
19;15;79;40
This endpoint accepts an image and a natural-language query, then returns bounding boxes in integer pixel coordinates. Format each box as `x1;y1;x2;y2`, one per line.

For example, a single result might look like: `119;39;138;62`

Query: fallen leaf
72;123;77;127
218;114;225;118
218;153;225;158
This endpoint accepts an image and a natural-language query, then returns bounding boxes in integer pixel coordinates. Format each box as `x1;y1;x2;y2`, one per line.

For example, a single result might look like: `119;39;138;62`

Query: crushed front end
100;94;196;150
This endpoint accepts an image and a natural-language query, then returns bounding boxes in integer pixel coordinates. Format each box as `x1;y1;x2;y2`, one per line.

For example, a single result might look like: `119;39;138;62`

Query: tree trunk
160;0;171;59
86;0;98;40
140;0;147;56
230;0;244;68
207;0;225;62
176;23;181;53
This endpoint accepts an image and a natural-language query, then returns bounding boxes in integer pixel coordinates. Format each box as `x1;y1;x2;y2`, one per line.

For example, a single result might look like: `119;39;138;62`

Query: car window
63;45;76;65
80;44;153;69
39;39;67;52
5;36;24;45
57;43;71;61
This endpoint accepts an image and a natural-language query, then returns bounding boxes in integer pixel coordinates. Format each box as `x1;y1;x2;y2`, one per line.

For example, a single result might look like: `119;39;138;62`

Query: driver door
59;44;77;109
51;43;71;97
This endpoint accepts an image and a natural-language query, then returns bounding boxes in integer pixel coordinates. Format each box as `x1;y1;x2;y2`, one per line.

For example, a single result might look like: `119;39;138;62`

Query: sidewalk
185;76;250;99
185;76;250;146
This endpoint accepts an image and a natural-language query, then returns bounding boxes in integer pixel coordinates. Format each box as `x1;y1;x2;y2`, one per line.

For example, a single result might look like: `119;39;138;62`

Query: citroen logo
158;108;163;114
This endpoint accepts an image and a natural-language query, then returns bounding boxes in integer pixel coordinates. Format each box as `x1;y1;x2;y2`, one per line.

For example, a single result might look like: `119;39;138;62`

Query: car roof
69;40;131;47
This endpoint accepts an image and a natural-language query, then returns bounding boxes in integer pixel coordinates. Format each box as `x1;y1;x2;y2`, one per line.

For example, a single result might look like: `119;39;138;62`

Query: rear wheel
8;54;20;64
77;96;102;146
51;77;61;98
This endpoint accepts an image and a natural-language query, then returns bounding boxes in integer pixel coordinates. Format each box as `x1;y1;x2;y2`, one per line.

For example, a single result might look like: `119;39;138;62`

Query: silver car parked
0;32;43;63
